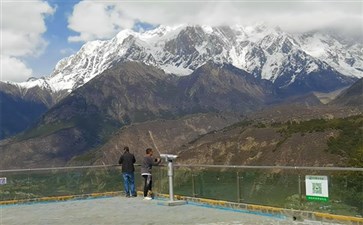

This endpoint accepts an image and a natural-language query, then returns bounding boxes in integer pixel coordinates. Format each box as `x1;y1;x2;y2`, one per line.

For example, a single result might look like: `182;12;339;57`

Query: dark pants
142;175;152;197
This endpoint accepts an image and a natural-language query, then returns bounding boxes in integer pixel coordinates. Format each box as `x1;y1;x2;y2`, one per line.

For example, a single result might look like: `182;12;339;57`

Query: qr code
312;182;322;194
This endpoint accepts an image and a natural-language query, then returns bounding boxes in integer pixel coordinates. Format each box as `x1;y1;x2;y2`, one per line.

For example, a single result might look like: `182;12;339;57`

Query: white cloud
1;56;32;82
1;0;54;82
67;1;133;42
68;0;363;42
60;48;76;55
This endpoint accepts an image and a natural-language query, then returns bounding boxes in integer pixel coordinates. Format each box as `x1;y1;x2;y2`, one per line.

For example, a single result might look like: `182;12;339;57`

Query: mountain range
0;63;361;169
0;24;362;169
10;24;362;93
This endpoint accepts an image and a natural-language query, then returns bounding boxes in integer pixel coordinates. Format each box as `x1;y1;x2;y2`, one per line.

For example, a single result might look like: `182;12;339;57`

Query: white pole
167;160;174;201
148;131;162;156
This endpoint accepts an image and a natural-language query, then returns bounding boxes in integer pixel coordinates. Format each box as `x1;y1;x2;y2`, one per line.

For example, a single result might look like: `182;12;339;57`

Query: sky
1;0;362;82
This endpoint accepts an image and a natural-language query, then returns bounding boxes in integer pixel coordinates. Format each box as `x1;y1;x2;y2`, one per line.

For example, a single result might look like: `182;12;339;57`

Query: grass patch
223;120;252;131
16;121;75;141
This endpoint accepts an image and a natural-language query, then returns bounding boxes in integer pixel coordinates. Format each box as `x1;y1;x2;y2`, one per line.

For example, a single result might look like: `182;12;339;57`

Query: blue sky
27;0;83;76
25;0;156;77
2;0;83;81
1;0;362;82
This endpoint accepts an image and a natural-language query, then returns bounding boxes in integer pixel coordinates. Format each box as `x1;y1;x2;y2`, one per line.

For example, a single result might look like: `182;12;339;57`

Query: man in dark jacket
141;148;161;200
119;146;136;197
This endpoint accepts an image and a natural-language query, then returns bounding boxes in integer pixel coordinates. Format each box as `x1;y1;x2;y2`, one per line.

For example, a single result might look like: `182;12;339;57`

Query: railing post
237;171;241;203
298;172;302;209
191;169;196;197
158;166;162;194
27;168;31;201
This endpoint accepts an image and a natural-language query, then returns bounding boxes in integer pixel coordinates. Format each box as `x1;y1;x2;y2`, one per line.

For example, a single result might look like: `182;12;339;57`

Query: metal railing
159;164;363;218
1;164;362;218
175;164;363;171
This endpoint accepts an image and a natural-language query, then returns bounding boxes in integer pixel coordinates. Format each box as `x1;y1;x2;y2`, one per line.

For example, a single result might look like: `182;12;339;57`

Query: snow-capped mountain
298;32;363;78
11;24;363;92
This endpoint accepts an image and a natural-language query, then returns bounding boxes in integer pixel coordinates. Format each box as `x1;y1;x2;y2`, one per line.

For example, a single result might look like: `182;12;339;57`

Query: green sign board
305;175;329;202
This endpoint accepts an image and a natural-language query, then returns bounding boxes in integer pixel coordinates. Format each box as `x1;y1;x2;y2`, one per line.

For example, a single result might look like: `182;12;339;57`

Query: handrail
1;164;362;173
0;165;117;173
175;164;363;172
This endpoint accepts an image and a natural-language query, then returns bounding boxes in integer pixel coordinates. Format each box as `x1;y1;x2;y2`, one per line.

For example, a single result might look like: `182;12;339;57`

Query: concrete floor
0;196;343;225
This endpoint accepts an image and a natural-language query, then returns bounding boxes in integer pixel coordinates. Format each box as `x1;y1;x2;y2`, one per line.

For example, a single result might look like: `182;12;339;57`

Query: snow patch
160;64;193;76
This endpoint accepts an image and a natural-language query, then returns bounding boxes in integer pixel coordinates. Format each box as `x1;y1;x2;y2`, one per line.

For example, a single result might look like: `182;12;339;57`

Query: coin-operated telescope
159;154;186;206
160;154;178;162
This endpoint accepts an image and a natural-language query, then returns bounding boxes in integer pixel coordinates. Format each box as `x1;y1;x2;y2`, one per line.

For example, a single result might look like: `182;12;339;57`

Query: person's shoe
143;196;152;200
131;194;137;197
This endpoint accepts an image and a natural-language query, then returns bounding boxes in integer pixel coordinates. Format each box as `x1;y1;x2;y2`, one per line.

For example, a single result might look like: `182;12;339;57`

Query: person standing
141;148;161;200
119;146;137;197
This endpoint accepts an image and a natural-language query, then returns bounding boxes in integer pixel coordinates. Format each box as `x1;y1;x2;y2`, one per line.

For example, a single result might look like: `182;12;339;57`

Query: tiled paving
0;196;344;225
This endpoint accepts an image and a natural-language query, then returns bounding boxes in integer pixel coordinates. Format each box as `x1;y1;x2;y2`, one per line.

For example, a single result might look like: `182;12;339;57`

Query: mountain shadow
0;92;47;139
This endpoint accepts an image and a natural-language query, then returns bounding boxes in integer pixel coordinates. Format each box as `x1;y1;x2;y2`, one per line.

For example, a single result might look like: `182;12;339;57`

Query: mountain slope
0;61;270;168
42;61;270;127
0;92;47;139
0;113;240;169
330;78;363;109
0;82;55;139
176;115;363;167
177;62;272;112
69;113;240;166
0;62;175;168
43;61;178;125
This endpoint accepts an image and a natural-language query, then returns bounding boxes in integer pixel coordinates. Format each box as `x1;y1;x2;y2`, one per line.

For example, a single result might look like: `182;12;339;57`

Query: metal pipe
1;164;362;173
298;174;302;209
0;165;115;173
174;164;363;172
236;171;240;203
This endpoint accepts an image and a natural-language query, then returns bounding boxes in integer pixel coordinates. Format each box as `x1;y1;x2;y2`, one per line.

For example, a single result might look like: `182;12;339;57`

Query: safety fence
0;164;362;218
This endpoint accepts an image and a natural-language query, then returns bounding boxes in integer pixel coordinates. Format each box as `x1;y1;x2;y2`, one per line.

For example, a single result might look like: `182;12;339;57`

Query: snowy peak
13;77;51;90
298;32;363;78
13;24;363;93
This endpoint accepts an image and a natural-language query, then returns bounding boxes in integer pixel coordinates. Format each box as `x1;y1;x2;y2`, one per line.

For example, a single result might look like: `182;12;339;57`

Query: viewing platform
1;164;362;224
1;195;347;225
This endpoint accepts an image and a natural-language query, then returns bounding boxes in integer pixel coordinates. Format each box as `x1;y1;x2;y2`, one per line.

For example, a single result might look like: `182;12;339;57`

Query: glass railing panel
237;169;300;208
176;167;238;202
152;166;168;195
0;170;32;201
0;166;142;201
74;166;120;195
27;169;71;197
173;167;194;197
